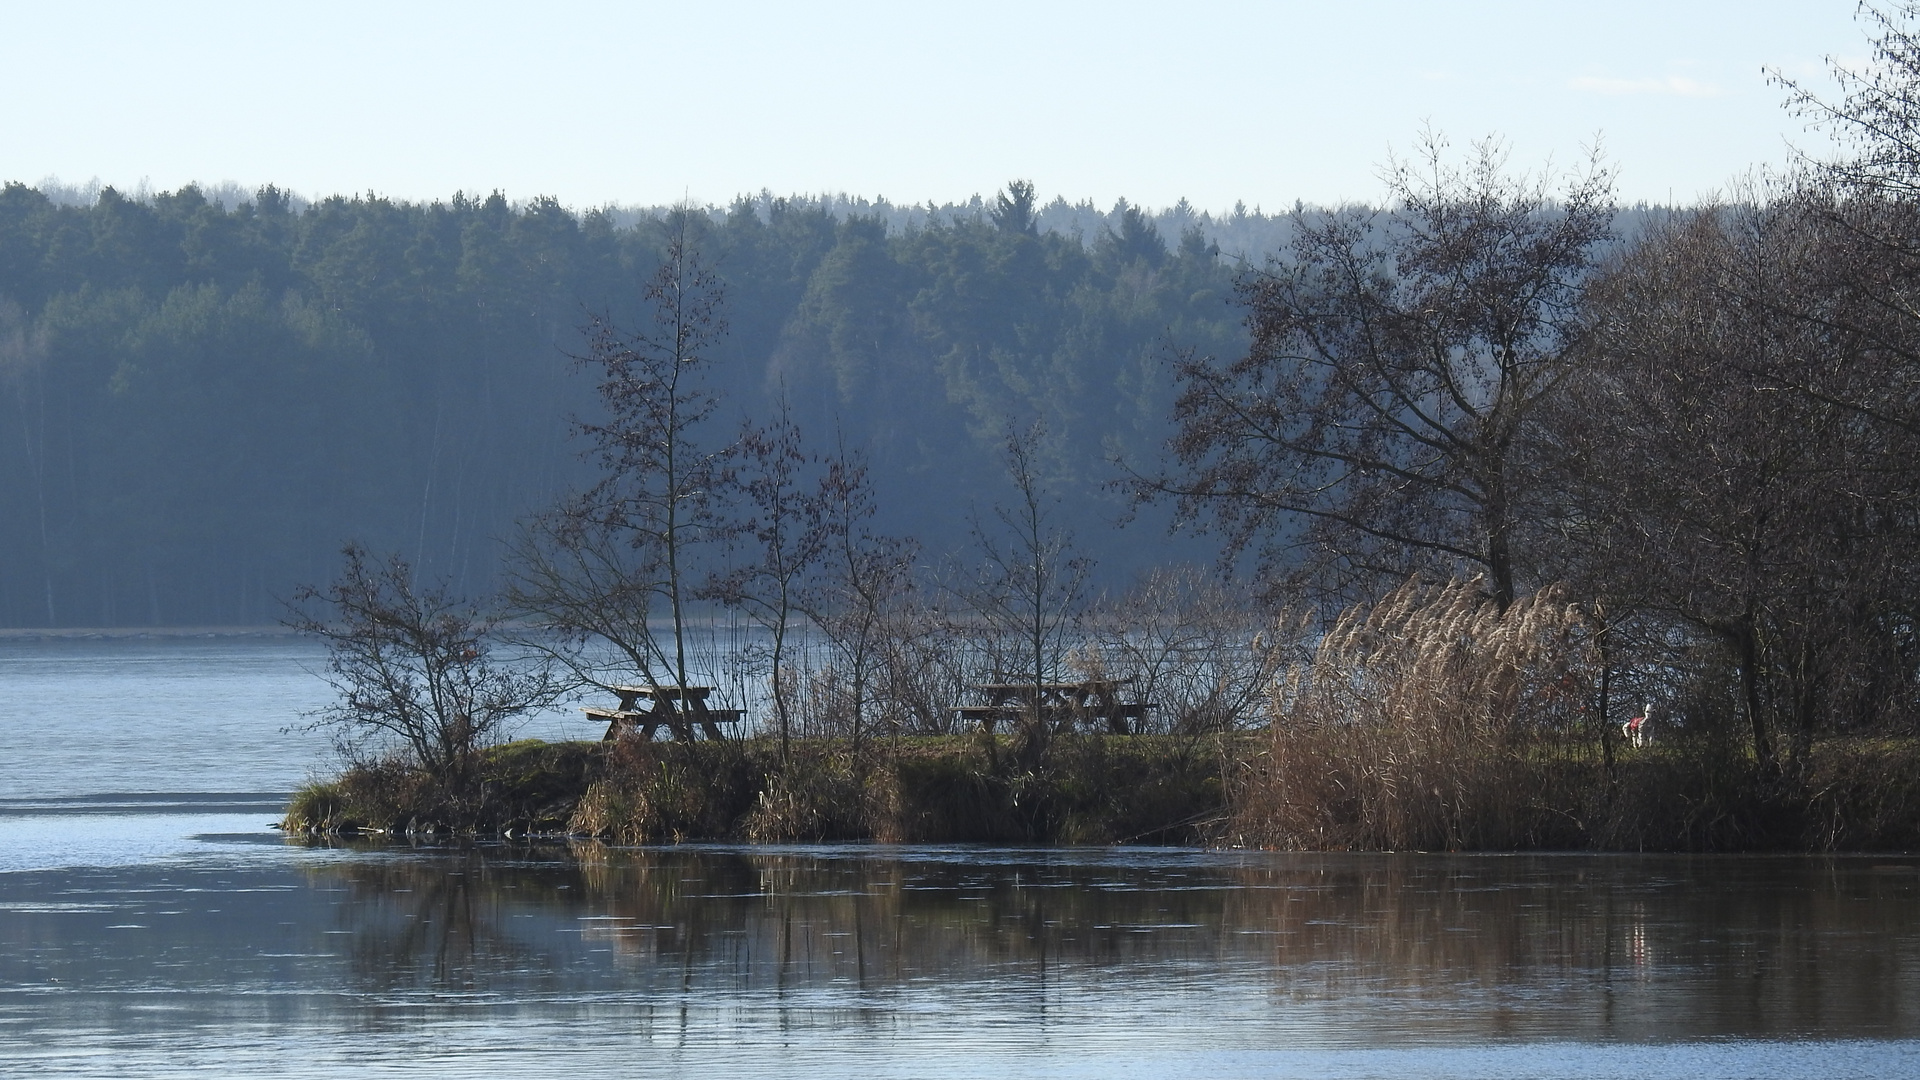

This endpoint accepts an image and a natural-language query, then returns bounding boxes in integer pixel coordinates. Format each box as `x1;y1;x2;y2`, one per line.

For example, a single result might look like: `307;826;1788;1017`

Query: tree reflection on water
304;845;1920;1042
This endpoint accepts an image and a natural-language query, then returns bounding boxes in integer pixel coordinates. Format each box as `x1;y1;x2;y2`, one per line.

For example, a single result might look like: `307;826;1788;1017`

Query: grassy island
283;725;1920;853
284;732;1234;846
283;561;1920;854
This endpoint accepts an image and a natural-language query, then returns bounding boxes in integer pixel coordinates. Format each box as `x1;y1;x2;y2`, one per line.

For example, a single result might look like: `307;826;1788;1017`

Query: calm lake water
2;636;1919;1078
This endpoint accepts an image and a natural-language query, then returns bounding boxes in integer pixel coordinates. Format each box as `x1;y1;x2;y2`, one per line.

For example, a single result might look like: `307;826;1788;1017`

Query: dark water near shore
3;637;1920;1077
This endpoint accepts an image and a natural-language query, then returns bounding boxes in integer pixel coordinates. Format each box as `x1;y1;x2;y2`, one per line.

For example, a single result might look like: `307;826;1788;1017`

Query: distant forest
0;182;1267;626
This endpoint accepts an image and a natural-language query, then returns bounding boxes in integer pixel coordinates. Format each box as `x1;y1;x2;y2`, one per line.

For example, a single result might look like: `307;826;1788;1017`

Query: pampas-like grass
1232;577;1601;851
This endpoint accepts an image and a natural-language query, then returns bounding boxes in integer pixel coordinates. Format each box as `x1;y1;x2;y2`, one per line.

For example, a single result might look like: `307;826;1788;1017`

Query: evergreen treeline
0;182;1246;626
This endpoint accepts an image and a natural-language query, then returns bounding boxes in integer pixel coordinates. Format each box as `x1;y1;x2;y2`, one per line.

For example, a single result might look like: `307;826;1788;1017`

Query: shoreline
280;732;1920;853
284;734;1236;847
0;626;302;640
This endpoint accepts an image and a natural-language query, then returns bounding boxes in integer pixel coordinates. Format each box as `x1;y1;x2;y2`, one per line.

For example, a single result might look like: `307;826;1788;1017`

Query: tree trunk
1736;616;1775;770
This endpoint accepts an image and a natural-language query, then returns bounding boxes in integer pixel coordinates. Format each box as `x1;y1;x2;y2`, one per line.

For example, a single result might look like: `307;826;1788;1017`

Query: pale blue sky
0;0;1869;212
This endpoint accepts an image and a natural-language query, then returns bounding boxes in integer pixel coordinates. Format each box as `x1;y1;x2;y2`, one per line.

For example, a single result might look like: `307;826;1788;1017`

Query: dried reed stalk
1233;577;1600;850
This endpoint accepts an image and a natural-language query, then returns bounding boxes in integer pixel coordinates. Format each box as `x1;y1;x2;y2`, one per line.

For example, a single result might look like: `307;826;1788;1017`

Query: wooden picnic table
585;685;743;742
955;678;1152;735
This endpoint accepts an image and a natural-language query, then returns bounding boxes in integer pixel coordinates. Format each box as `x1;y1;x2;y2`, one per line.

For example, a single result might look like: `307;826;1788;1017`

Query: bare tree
1147;134;1614;609
1547;202;1920;769
510;213;738;695
289;543;554;799
708;399;824;761
1584;5;1920;764
958;420;1092;748
1777;2;1920;201
1766;4;1920;445
803;436;920;747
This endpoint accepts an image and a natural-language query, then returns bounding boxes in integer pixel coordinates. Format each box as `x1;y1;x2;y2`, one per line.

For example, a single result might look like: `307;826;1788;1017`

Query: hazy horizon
0;1;1863;212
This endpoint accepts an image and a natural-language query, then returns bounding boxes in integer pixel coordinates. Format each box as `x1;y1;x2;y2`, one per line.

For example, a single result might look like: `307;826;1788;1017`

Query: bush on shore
283;739;602;837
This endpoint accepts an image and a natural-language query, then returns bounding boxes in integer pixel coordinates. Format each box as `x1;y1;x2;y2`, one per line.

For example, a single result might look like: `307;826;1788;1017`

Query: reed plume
1232;577;1601;850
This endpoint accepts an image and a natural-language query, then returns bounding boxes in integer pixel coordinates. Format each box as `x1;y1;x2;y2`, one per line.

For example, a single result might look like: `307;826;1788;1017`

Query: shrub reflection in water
305;844;1920;1043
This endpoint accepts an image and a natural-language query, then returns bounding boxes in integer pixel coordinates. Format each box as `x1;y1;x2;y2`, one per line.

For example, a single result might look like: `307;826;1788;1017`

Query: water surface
1;637;1918;1077
0;635;594;799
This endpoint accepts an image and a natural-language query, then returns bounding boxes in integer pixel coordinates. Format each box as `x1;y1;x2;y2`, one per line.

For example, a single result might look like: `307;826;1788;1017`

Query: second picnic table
585;685;743;742
955;679;1151;735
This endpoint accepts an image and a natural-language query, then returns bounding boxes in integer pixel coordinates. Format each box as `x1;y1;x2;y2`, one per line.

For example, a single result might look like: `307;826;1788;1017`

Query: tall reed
1232;577;1601;850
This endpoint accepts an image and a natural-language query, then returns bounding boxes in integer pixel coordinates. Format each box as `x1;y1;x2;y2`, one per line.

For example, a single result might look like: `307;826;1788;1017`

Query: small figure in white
1622;703;1653;748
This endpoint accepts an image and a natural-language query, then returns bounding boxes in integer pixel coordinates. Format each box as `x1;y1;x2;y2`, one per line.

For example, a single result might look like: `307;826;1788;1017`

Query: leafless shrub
288;543;556;814
786;596;974;740
1081;567;1310;735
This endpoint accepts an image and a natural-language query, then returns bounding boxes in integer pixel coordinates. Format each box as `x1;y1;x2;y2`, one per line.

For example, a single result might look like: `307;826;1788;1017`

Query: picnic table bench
955;678;1153;735
585;685;744;742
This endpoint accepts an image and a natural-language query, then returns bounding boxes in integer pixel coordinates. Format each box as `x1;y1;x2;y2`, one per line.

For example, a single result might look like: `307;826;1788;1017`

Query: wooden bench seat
587;703;745;741
951;699;1156;735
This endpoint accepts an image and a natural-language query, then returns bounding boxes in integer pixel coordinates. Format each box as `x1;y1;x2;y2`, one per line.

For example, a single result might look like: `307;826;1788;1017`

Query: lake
2;635;1918;1078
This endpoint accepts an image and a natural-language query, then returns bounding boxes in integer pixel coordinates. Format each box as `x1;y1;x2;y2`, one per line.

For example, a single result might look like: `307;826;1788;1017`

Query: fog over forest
0;180;1307;626
0;176;1691;628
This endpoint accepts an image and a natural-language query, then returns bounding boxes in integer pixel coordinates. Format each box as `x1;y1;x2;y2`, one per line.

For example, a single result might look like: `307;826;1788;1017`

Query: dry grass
1231;577;1602;850
1801;736;1920;850
289;729;1233;846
